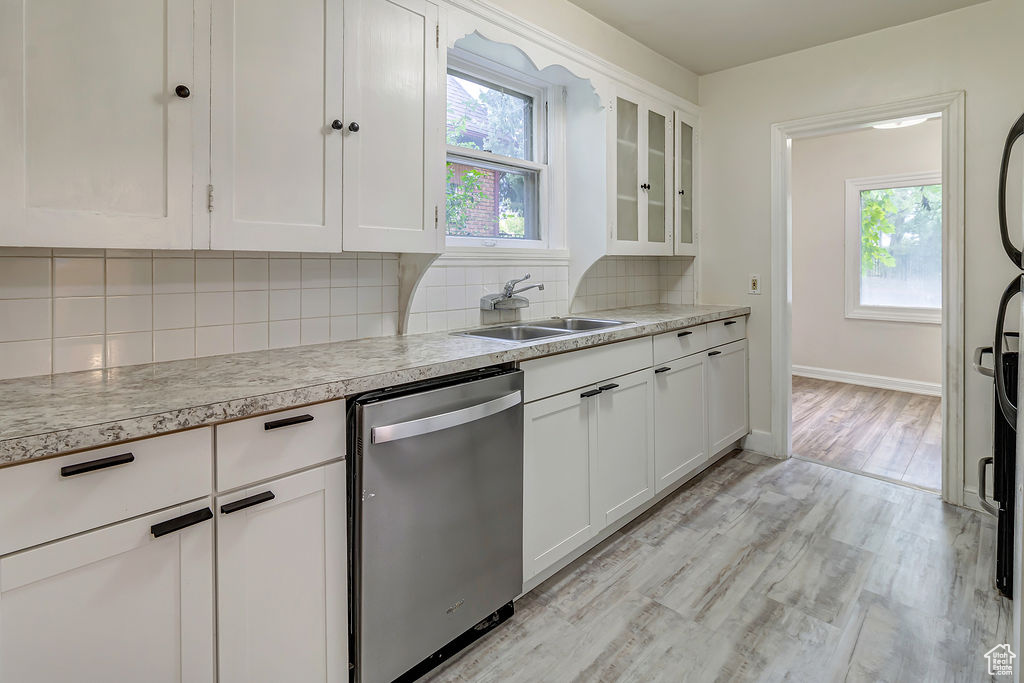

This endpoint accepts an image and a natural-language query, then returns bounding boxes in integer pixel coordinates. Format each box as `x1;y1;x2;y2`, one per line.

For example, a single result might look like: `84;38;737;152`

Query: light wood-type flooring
791;376;941;491
426;451;1009;682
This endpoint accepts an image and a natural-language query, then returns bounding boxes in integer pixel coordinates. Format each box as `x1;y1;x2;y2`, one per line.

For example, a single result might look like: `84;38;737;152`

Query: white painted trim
843;171;943;325
432;251;569;267
792;364;941;397
770;91;966;507
741;429;772;456
441;0;699;117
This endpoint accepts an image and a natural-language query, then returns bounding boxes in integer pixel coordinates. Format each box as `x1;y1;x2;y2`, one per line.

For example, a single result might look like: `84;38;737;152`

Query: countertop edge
0;306;749;467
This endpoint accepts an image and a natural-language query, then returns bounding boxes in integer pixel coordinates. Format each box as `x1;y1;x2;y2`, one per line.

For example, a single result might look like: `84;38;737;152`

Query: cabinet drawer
521;337;652;403
0;428;212;556
215;400;346;491
707;316;746;347
652;324;708;364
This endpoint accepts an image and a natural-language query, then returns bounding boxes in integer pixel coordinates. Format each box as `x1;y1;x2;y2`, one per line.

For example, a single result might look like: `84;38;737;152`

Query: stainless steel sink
530;317;631;331
456;317;631;342
459;325;570;341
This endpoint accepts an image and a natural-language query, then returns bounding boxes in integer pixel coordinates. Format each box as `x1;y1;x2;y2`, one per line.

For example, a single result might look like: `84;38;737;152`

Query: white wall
792;120;942;385
698;0;1024;499
483;0;699;102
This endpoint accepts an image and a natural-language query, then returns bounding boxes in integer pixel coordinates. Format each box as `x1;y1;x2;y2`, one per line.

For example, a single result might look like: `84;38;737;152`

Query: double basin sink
457;317;631;342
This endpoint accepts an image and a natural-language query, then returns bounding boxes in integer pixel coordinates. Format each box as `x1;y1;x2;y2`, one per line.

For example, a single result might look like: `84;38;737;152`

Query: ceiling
564;0;990;74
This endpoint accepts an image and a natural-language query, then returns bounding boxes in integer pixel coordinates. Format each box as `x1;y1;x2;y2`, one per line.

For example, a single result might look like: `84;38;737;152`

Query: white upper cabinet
342;0;444;253
0;0;196;249
674;109;698;256
210;0;344;252
607;89;673;256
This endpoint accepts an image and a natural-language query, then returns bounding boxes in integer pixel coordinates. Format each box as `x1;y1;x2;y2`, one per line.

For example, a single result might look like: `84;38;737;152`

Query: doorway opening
790;118;944;491
769;93;965;504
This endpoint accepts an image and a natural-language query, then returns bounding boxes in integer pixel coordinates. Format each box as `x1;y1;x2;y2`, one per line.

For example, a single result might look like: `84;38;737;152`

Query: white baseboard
792;365;941;397
741;429;773;456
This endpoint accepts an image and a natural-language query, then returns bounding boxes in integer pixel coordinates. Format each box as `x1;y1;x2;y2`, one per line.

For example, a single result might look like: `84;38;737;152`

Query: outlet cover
749;274;761;295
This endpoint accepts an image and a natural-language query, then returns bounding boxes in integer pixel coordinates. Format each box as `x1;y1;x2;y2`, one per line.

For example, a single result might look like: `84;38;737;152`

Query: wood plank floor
426;452;1009;682
791;376;941;491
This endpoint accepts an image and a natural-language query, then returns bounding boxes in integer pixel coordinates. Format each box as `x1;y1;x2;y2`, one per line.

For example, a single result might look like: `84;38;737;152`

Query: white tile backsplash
408;261;571;332
0;251;401;380
571;256;695;313
0;249;695;380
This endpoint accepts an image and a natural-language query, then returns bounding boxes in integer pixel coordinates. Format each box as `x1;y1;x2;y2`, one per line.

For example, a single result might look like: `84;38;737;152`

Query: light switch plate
749;274;761;295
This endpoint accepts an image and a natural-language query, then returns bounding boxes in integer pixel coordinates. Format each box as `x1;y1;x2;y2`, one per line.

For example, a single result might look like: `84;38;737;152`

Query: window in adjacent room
844;172;942;323
445;59;550;248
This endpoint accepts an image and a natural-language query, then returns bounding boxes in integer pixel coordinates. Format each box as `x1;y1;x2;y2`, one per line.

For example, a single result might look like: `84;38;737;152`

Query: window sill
845;305;941;325
437;246;569;267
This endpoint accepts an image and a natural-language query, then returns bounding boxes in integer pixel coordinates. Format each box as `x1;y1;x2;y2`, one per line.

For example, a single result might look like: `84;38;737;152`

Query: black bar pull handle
151;508;213;538
598;383;620;391
994;275;1022;426
61;452;134;478
264;413;314;431
654;366;671;374
677;330;692;337
221;491;276;515
580;389;602;398
998;112;1024;268
708;350;722;357
724;320;738;326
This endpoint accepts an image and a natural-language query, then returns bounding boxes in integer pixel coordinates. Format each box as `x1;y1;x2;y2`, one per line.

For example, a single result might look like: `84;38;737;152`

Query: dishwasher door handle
370;391;522;444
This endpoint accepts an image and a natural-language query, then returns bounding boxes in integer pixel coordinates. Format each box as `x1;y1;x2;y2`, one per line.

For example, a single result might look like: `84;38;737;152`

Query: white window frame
844;171;943;324
444;50;566;253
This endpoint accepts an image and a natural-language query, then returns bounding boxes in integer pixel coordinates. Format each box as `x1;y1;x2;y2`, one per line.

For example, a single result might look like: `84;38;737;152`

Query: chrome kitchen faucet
480;273;545;310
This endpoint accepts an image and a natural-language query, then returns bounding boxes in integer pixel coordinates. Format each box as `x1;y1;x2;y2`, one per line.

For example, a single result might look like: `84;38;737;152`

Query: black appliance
975;111;1024;599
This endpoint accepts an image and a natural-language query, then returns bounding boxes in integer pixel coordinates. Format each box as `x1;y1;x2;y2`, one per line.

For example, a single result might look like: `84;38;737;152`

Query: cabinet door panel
0;0;194;249
0;502;214;683
523;390;596;581
595;369;655;525
654;355;707;491
674;111;696;256
211;0;343;252
707;339;749;455
217;463;346;683
614;96;640;243
343;0;442;253
646;107;672;249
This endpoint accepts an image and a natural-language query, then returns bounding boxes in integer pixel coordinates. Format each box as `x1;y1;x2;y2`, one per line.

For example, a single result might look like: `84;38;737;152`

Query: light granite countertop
0;304;749;467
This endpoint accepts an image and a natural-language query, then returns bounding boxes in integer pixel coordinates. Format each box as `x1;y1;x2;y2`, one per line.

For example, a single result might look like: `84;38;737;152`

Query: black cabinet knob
331;119;344;130
175;85;190;99
348;121;360;132
678;189;685;196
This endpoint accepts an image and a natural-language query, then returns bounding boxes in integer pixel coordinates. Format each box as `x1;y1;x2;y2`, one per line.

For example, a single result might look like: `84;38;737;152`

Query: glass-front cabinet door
614;96;640;244
608;90;673;255
674;109;698;256
646;105;673;250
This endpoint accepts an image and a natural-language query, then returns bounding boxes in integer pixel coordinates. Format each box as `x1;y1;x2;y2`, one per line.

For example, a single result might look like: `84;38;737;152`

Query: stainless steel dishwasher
349;366;524;683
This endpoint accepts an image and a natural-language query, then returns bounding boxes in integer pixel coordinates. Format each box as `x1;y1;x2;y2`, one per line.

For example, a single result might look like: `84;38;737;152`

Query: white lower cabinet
595;369;655;526
523;390;598;582
0;501;215;683
653;353;708;492
707;339;750;455
216;462;347;683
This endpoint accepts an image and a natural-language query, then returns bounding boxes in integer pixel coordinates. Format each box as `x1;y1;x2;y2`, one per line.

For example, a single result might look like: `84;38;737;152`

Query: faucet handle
504;273;531;297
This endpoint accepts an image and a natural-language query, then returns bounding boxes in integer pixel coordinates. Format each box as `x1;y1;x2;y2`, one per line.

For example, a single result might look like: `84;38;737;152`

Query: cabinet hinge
434;205;439;229
206;184;214;213
436;24;440;48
